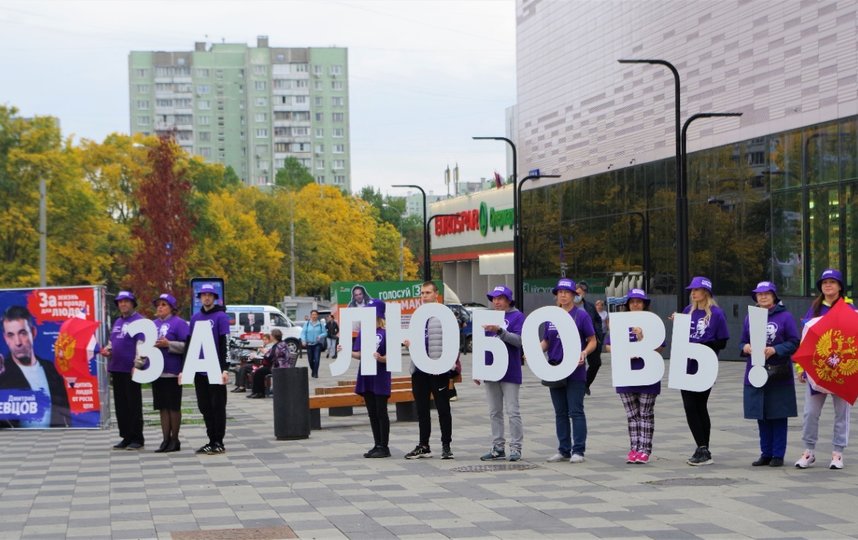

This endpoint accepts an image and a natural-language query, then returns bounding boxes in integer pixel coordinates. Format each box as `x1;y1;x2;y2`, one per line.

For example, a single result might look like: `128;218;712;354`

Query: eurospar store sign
430;187;514;250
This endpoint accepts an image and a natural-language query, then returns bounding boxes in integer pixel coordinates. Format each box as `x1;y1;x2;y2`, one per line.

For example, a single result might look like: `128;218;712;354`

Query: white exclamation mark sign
747;306;769;388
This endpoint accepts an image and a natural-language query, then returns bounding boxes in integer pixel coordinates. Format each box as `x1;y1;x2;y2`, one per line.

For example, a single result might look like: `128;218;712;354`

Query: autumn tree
126;133;194;307
275;157;314;190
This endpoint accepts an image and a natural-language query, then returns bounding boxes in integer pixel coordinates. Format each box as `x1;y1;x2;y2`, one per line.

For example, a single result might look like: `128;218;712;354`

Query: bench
308;373;463;430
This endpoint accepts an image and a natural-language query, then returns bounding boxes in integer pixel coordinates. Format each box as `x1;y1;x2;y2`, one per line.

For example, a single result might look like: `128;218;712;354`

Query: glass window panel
770;191;804;296
844;182;857;298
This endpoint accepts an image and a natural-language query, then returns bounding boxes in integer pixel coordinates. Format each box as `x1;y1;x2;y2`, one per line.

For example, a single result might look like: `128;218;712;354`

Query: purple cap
114;290;137;307
196;283;219;299
153;293;178;310
366;298;386;320
625;288;651;308
552;278;577;295
816;268;844;291
487;285;515;306
685;276;713;293
750;281;779;302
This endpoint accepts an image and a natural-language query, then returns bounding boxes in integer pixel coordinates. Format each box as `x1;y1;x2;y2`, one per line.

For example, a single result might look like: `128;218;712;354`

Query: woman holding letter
739;281;799;467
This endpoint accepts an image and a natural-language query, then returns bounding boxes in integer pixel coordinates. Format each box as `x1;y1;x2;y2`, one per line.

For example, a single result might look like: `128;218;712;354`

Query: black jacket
0;357;72;427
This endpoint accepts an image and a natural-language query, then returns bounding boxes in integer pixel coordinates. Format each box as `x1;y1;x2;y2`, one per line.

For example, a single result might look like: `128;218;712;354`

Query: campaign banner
0;286;106;429
330;281;445;328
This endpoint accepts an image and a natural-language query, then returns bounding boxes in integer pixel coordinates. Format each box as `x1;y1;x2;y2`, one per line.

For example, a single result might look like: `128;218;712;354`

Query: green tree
275;157;314;190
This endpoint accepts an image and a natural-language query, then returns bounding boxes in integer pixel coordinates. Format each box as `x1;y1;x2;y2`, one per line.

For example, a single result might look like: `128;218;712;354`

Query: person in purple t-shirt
100;290;146;450
189;283;231;455
605;288;664;465
150;293;189;453
352;299;391;458
673;276;729;466
795;268;856;470
477;285;526;462
541;279;597;464
739;281;799;468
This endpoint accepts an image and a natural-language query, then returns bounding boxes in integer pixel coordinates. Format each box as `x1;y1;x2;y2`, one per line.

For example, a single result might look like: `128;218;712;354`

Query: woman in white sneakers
795;269;855;470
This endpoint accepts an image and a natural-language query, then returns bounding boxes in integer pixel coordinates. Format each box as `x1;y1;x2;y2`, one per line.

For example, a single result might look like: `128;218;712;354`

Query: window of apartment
137;100;150;110
334;175;346;185
274;127;290;137
198;115;211;125
292;143;309;152
294;63;308;72
273;79;291;90
197;100;210;110
198;132;211;142
315;112;324;122
330;65;343;76
316;159;325;170
316;175;325;183
331;96;344;107
333;144;345;154
175;114;192;124
296;80;308;88
293;127;309;136
196;68;210;77
314;96;323;107
315;128;324;138
274;158;285;169
174;98;191;108
137;116;150;126
176;83;191;93
333;159;345;170
332;112;344;122
274;142;288;152
298;158;311;168
197;85;210;94
254;80;267;91
293;111;310;121
314;81;323;90
177;58;186;66
215;69;224;79
315;144;324;153
256;128;269;138
176;131;192;141
135;68;148;78
333;128;344;138
332;81;344;90
255;112;268;122
254;65;267;75
255;97;268;107
313;65;323;75
155;83;173;92
136;84;149;93
199;147;212;158
156;99;172;107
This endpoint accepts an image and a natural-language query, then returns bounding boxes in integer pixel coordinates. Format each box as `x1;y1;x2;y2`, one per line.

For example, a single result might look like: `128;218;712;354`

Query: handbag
541;379;567;389
764;362;793;382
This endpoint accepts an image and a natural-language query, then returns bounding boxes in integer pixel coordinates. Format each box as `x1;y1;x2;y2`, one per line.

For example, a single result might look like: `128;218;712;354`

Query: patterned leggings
619;392;657;454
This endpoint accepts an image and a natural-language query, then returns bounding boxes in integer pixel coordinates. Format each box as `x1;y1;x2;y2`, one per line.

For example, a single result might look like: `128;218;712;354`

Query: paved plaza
2;356;857;539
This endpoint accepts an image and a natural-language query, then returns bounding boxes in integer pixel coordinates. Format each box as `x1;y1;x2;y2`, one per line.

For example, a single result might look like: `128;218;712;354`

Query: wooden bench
308;373;462;430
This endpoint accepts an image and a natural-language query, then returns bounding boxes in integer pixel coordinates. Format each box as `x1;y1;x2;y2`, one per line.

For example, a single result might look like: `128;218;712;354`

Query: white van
225;305;303;355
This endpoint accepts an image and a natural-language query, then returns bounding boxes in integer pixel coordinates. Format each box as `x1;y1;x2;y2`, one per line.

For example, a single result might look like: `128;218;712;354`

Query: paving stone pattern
1;357;857;539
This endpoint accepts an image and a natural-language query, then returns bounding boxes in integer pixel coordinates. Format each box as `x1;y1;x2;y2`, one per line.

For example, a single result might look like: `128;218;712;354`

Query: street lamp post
391;184;429;281
39;176;47;287
516;174;560;311
679;112;743;296
618;59;682;308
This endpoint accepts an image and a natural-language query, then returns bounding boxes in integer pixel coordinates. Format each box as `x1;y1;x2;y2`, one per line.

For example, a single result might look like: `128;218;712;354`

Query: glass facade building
522;115;857;300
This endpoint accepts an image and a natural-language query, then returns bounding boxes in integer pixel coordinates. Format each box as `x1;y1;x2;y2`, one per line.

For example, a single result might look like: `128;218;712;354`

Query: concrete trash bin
272;366;310;440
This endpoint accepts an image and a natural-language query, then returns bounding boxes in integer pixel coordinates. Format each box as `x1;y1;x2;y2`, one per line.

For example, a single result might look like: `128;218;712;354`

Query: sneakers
569;453;585;463
508;450;522;462
480;447;506;461
547;453;570;463
449;396;459;402
209;442;225;455
830;451;844;470
687;446;713;466
196;443;214;455
366;446;391;458
635;452;650;464
626;450;639;464
404;445;432;459
795;449;816;469
441;445;454;460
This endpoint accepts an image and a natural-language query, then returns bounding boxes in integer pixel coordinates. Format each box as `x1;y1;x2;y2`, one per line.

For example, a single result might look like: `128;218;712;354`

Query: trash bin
272;366;310;440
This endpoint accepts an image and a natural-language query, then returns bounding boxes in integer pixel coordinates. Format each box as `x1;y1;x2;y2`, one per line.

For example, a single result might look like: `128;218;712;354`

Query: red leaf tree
126;133;194;312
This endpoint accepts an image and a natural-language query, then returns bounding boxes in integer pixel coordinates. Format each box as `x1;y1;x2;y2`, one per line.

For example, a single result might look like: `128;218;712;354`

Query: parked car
446;303;488;353
225;305;302;356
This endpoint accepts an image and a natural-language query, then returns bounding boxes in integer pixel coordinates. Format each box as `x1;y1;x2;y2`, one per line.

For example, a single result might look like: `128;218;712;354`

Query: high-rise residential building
128;37;351;190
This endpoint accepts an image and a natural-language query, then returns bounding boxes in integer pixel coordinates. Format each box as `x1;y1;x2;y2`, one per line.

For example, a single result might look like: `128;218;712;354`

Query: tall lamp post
618;59;682;308
516;174;560;311
391;184;429;281
680;112;742;295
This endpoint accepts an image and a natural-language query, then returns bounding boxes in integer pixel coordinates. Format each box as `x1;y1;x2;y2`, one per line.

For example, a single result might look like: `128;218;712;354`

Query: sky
0;0;516;197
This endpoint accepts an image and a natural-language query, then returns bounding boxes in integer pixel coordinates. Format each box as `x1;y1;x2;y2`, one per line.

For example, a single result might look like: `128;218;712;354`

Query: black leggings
363;392;390;448
681;388;712;447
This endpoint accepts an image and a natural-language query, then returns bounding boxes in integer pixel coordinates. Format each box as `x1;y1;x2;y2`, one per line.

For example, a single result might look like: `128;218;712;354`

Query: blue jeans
306;344;322;378
550;379;587;456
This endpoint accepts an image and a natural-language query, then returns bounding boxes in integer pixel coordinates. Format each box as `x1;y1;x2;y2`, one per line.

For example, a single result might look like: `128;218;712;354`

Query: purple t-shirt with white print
483;309;526;384
354;328;391;396
543;306;594;382
108;312;146;373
